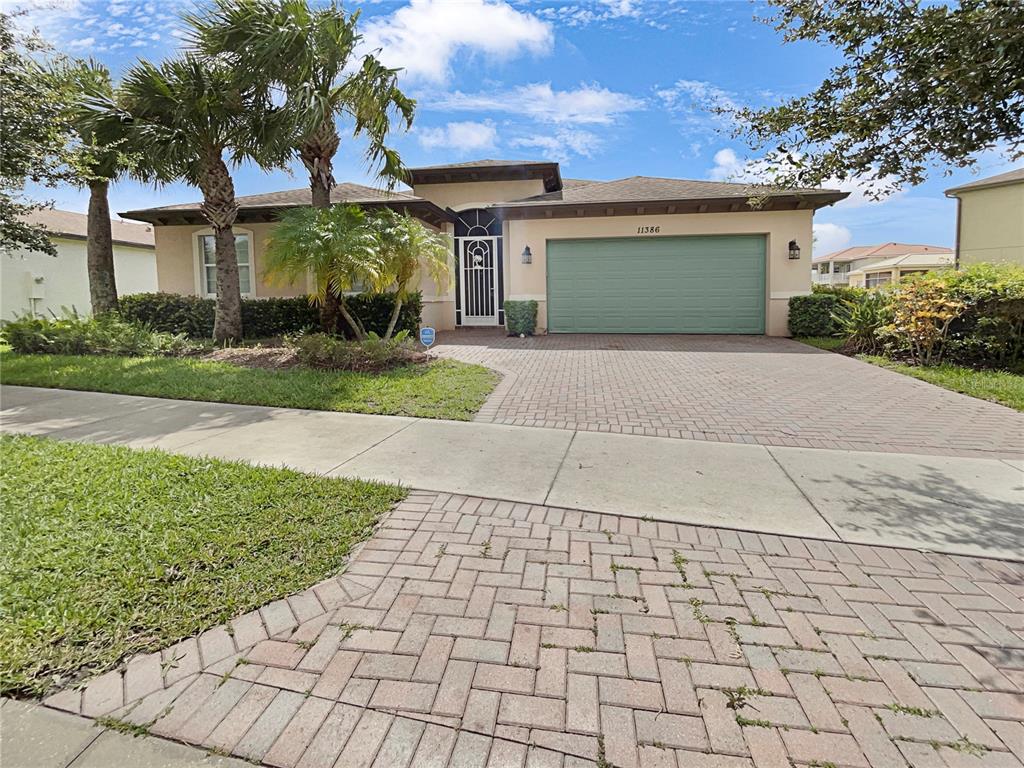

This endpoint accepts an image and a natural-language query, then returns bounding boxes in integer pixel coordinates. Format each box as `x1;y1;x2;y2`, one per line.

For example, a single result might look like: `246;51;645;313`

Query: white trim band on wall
770;291;811;300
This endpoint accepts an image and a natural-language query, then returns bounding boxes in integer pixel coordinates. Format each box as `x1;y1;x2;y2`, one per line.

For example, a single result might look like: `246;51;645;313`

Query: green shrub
288;331;422;372
828;264;1024;369
118;291;422;340
2;312;192;357
504;300;538;336
812;283;868;302
788;293;840;336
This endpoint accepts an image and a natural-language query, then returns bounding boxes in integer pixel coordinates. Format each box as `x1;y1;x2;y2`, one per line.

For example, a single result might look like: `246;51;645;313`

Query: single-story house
122;159;849;336
847;252;955;289
946;167;1024;267
1;209;157;319
812;242;951;286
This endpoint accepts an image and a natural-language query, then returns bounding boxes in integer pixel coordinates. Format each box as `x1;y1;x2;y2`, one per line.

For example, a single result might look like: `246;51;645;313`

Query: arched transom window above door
454;209;502;238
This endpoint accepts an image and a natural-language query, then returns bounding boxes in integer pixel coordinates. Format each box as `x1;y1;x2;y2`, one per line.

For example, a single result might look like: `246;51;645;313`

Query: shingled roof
22;208;155;248
121;183;451;228
491;175;847;219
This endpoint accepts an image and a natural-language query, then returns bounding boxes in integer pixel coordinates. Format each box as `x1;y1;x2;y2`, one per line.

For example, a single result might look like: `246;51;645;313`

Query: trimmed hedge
119;292;422;340
504;300;538;336
788;293;840;337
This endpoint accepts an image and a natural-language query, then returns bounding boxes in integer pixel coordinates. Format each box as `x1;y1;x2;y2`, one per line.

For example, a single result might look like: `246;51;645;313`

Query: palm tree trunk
338;299;366;341
319;289;340;334
199;156;243;342
384;296;403;340
86;180;118;314
300;123;340;210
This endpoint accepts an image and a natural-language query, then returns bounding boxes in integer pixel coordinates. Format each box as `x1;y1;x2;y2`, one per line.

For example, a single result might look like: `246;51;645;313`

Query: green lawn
794;338;1024;412
0;353;497;421
793;336;845;351
860;356;1024;412
0;434;405;698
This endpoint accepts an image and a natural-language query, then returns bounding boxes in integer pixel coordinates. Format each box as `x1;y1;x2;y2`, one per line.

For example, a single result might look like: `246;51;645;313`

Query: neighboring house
122;159;849;336
847;252;955;289
812;242;951;286
945;167;1024;267
1;209;157;319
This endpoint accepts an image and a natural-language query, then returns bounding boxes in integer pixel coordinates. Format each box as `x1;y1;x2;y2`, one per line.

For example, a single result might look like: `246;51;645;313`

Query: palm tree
114;54;287;341
367;210;451;339
188;0;414;205
263;204;381;339
52;59;134;315
187;0;415;330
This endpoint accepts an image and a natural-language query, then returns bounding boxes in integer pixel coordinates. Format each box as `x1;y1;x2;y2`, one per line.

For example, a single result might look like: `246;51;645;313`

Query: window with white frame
198;232;252;297
819;262;831;274
834;262;851;274
865;272;892;288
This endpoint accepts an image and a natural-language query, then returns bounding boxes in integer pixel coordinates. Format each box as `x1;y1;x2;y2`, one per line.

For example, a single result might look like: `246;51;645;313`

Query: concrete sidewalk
2;385;1021;561
1;698;249;768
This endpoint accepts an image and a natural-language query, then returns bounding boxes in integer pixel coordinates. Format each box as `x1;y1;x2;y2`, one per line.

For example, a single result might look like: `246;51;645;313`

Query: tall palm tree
114;54;286;340
263;204;381;338
368;210;451;339
52;59;133;315
187;0;415;330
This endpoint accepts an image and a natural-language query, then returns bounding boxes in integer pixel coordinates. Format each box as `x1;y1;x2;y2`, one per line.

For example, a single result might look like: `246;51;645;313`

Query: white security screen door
459;236;499;325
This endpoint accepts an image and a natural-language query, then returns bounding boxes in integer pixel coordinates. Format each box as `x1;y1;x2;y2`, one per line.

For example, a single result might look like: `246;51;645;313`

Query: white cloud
418;121;498;152
362;0;552;84
707;147;906;208
428;82;643;125
657;79;739;133
812;223;852;257
510;128;602;161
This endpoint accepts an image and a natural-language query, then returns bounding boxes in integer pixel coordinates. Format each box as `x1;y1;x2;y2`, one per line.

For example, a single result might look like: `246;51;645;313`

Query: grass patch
793;338;1024;412
861;356;1024;412
0;353;497;421
794;336;845;351
0;434;405;698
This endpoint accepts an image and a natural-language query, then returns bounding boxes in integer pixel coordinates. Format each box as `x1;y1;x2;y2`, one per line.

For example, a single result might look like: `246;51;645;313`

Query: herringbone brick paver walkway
48;493;1024;767
433;332;1024;458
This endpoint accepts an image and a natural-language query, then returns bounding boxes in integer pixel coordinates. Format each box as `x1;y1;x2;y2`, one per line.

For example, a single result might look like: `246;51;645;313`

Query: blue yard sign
419;327;436;347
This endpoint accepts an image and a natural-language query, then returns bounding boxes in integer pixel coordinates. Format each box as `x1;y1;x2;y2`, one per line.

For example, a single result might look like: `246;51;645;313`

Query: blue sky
9;0;1020;256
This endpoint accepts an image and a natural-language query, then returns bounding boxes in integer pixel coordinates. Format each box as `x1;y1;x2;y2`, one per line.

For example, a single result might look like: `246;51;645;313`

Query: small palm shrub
2;312;192;357
288;331;424;372
832;292;891;354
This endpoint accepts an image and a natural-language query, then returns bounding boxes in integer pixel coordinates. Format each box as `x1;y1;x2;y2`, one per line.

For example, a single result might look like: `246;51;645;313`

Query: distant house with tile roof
811;243;952;286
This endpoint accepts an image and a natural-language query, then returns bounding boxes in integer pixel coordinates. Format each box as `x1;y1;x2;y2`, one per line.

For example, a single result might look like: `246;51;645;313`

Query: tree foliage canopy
731;0;1024;196
0;12;74;256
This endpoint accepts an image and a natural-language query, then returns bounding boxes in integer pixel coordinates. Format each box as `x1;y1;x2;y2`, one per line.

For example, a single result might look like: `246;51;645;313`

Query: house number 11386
637;226;660;234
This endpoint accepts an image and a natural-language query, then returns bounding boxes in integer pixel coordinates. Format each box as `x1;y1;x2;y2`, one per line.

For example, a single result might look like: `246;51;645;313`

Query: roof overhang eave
121;199;455;229
489;191;849;219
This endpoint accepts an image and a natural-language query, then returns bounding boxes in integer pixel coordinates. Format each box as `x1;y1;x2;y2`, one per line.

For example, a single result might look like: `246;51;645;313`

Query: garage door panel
546;235;766;334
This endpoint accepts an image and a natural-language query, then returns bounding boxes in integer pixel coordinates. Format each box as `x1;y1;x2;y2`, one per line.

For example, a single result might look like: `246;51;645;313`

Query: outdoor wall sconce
521;246;533;264
788;240;801;259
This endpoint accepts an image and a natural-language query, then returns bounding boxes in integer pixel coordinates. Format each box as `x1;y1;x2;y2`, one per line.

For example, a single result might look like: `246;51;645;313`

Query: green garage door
546;235;766;334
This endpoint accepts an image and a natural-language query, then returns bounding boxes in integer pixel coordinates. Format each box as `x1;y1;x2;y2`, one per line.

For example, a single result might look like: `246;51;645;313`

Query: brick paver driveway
433;331;1024;458
53;493;1024;768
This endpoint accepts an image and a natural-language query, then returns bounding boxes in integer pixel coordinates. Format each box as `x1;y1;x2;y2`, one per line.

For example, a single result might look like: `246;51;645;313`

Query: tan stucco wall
412;180;547;211
503;209;814;336
151;205;814;336
957;183;1024;266
154;223;307;298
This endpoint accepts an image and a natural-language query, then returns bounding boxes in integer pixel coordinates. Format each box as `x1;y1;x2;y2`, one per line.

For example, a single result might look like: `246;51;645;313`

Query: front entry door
459;236;499;325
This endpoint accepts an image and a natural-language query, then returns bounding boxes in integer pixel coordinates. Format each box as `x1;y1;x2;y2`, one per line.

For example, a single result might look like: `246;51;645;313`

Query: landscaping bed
0;352;497;421
0;434;405;698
